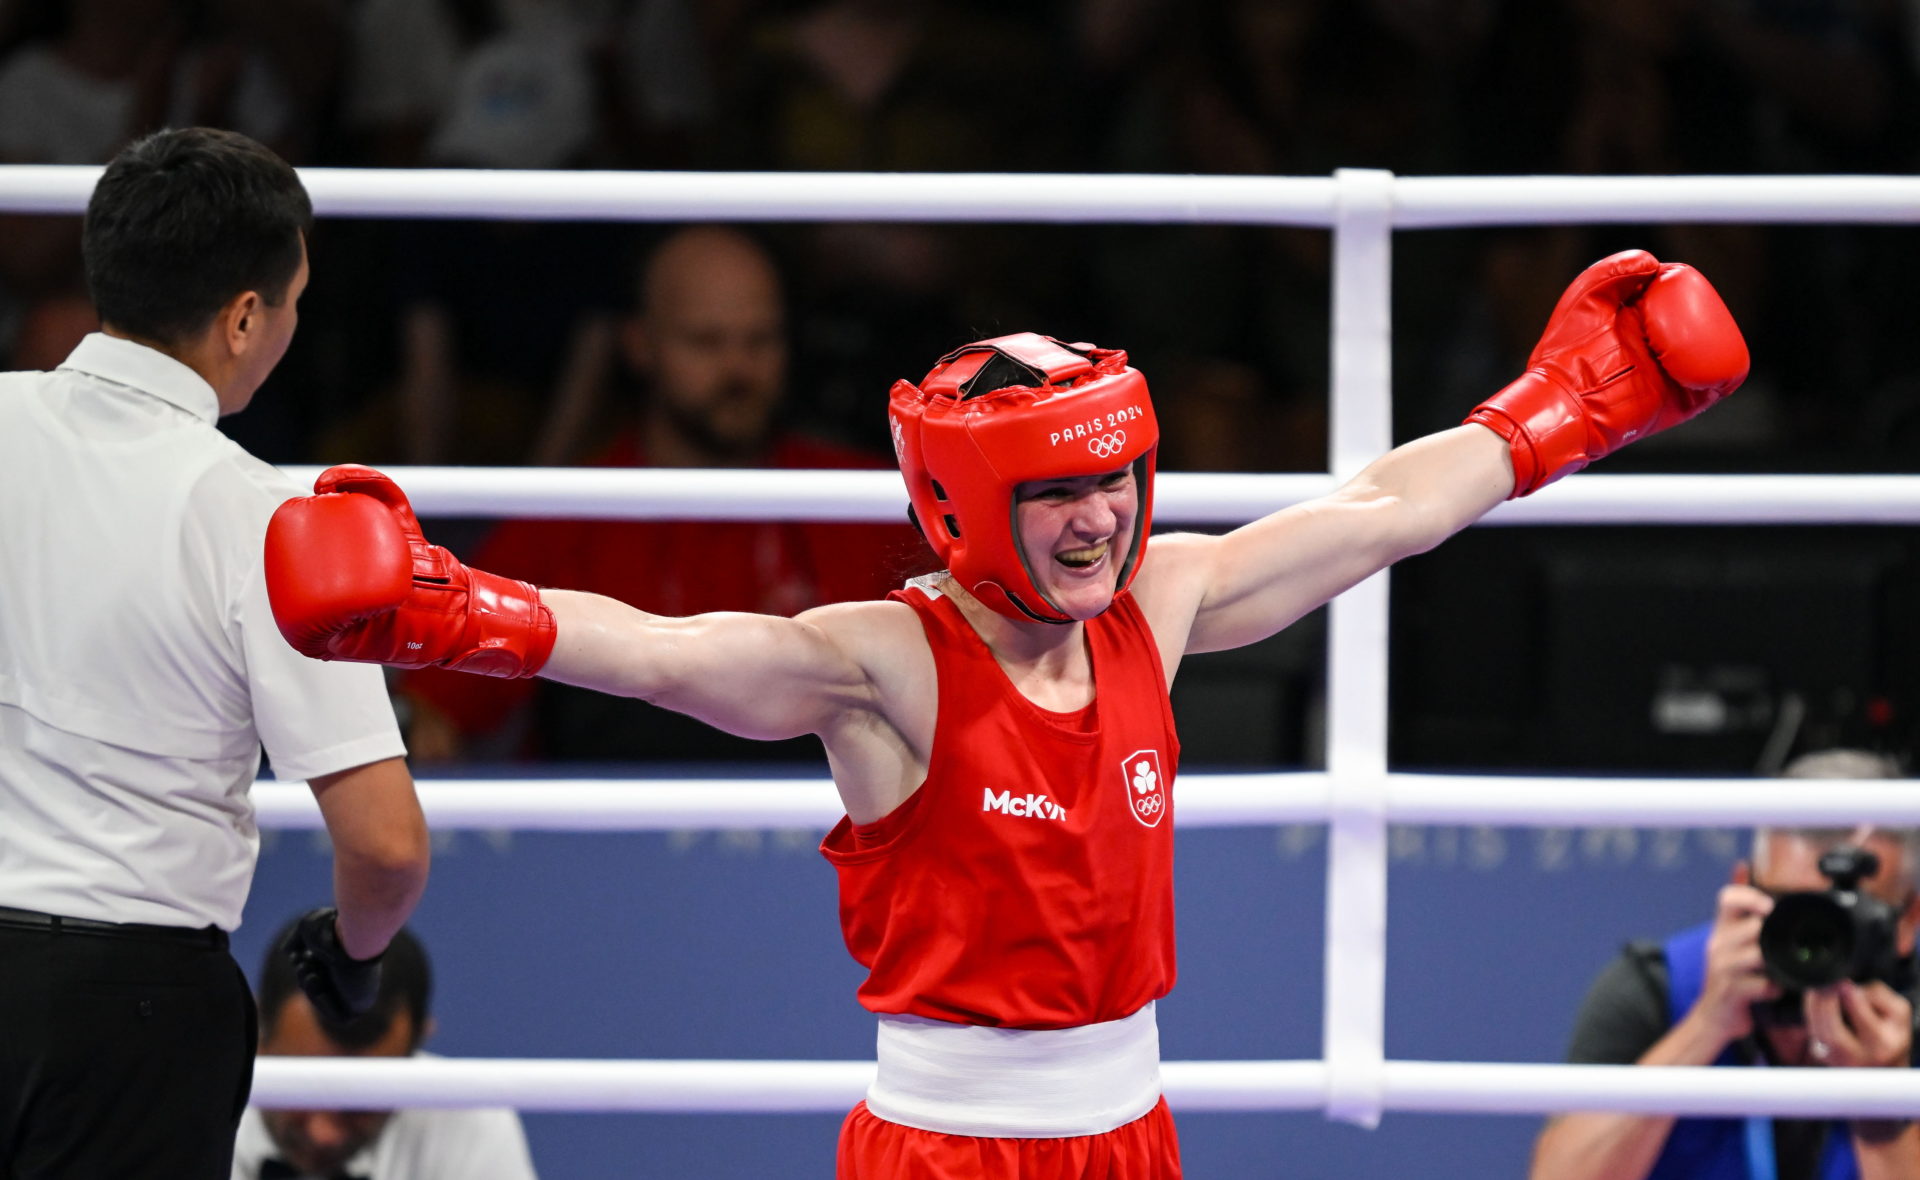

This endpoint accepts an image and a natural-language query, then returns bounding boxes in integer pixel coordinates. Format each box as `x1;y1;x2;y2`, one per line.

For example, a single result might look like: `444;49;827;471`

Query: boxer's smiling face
1014;467;1137;620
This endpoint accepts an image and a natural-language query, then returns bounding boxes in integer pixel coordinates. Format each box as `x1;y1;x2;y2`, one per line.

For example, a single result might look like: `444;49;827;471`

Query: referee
0;128;430;1178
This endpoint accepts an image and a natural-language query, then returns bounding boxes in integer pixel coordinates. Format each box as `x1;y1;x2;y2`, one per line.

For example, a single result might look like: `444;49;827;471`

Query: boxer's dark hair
82;127;312;348
260;918;434;1052
959;352;1049;400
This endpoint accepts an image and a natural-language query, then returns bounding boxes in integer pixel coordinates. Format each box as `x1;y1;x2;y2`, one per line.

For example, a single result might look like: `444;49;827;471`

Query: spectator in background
405;70;614;458
723;0;1064;449
166;0;345;166
601;0;730;168
377;214;627;467
234;921;537;1180
0;0;179;367
1451;0;1913;471
1082;0;1461;473
400;224;921;762
326;0;619;467
0;0;177;166
422;0;599;173
1529;749;1920;1180
337;0;604;170
335;0;472;168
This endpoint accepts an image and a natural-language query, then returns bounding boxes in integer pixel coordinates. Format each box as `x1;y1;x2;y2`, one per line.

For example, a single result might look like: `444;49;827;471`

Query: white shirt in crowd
0;333;405;930
230;1097;539;1180
0;45;134;165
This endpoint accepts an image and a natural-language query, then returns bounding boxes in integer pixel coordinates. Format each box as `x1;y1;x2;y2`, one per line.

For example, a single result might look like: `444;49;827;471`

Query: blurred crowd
5;0;1920;767
5;0;1920;474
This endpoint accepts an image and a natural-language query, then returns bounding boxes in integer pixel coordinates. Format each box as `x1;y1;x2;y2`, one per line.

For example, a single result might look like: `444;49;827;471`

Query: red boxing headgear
890;333;1158;623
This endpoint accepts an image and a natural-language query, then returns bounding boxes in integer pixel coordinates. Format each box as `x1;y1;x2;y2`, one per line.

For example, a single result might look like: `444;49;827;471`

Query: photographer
1530;751;1920;1180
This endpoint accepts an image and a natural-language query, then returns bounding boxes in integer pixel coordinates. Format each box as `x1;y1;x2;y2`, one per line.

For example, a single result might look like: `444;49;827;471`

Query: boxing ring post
13;165;1920;1124
1322;167;1397;1128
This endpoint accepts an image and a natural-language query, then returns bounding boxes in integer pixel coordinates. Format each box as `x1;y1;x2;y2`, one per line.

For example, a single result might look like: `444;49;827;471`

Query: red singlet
821;579;1180;1030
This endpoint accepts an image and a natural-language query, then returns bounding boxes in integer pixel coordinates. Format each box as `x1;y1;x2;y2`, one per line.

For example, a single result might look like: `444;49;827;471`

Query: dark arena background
7;0;1920;1176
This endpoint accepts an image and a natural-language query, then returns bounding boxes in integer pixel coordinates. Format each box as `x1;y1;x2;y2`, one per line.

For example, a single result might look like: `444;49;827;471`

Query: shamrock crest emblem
1122;749;1166;827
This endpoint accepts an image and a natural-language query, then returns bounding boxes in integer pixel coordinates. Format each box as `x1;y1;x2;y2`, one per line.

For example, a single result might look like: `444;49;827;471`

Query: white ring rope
0;166;1341;223
276;466;1920;526
252;774;1332;831
253;775;1920;832
11;162;1895;1123
7;167;1920;225
248;1058;1920;1119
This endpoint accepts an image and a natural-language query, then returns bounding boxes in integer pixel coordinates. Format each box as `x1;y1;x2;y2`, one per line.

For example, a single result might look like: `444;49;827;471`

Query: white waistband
865;1002;1162;1138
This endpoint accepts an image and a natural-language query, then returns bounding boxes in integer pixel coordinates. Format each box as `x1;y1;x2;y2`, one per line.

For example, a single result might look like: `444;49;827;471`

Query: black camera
1755;845;1912;1024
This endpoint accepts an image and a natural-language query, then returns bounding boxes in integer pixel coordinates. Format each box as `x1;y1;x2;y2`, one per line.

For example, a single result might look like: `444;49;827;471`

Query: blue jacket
1649;921;1856;1180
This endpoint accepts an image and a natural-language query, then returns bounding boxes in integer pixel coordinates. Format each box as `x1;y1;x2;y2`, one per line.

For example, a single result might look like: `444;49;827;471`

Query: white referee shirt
0;333;406;931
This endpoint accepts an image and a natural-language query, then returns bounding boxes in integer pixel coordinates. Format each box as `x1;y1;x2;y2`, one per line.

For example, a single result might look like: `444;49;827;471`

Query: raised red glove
1465;249;1750;497
265;464;555;678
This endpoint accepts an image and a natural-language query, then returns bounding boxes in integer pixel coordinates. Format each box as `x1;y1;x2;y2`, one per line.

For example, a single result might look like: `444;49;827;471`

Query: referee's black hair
82;126;312;349
259;918;434;1052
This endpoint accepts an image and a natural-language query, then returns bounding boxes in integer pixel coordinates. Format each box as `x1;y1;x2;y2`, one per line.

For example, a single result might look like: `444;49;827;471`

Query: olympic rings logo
1135;794;1164;817
1088;431;1127;458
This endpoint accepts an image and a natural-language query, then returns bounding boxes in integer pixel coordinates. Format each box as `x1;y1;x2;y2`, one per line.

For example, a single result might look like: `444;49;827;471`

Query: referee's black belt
0;905;227;948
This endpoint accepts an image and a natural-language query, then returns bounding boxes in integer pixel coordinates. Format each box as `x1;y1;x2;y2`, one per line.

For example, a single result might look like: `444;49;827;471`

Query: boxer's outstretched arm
1141;425;1510;657
265;465;893;743
1168;425;1509;653
538;591;880;741
1138;249;1748;661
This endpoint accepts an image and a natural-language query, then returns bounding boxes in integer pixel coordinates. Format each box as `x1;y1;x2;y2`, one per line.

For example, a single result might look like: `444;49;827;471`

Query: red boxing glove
265;464;556;678
1465;249;1750;498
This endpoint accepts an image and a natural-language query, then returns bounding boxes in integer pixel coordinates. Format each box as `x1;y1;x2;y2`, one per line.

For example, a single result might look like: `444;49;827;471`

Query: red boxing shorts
836;1097;1182;1179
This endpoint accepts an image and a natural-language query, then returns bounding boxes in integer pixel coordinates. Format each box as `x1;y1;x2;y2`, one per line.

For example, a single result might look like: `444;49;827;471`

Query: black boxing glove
284;907;383;1024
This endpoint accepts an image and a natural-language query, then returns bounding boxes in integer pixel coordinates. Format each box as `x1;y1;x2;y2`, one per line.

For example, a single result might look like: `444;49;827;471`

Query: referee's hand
285;907;383;1024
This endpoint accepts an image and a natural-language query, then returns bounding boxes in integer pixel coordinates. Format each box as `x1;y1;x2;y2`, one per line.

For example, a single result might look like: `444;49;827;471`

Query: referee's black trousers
0;914;257;1179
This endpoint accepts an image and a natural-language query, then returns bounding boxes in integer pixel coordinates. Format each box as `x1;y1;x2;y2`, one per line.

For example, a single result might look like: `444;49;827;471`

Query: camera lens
1759;893;1856;989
